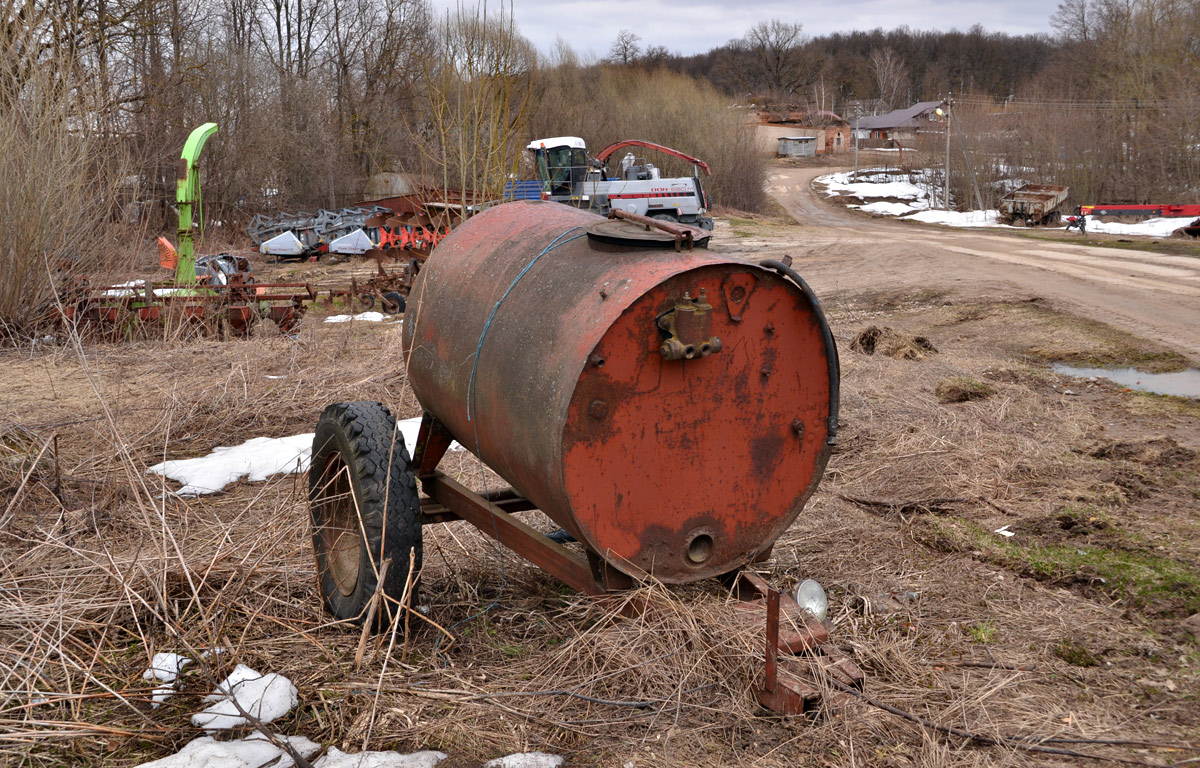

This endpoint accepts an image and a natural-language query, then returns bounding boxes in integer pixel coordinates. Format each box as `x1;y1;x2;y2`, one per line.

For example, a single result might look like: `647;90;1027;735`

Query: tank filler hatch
584;210;712;250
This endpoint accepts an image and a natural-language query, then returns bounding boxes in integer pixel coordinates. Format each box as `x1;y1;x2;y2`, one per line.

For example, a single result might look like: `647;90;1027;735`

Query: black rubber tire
382;291;406;314
309;401;422;629
359;293;375;310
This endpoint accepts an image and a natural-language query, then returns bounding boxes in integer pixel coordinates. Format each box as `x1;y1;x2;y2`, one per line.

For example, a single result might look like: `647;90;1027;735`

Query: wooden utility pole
943;94;952;210
853;104;861;174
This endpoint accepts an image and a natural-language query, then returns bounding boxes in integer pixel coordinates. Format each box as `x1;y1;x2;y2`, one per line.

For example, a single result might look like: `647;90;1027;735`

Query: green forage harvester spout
175;122;219;286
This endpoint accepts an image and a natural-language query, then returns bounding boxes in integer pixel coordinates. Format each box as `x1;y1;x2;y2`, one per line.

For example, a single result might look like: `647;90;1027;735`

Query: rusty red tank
402;201;837;583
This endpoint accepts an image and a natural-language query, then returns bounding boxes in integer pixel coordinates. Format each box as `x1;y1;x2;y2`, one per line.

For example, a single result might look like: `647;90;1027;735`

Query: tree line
610;1;1198;209
2;0;1197;334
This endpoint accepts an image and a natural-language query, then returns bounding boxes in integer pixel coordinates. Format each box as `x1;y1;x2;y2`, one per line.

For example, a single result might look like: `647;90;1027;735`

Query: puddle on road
1052;364;1200;399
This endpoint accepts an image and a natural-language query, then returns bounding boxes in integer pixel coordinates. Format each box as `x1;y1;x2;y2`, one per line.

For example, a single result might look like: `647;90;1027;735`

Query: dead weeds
0;269;1198;766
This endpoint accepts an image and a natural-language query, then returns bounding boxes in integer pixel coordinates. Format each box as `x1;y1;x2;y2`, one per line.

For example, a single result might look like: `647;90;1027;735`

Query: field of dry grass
1;241;1198;767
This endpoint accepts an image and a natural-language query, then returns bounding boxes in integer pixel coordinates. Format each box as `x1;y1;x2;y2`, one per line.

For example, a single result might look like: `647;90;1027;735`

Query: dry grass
0;276;1198;766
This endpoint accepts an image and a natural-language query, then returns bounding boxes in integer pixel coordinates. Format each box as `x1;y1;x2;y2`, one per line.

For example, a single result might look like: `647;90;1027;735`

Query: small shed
777;136;817;157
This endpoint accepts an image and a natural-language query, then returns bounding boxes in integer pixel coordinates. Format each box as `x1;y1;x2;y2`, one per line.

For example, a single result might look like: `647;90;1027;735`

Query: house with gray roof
853;100;946;143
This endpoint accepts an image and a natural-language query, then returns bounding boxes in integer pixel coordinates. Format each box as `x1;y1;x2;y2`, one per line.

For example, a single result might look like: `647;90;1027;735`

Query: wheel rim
318;453;361;596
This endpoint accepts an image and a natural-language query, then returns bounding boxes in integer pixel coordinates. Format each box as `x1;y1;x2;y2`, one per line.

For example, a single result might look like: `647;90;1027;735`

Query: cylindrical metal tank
402;201;836;583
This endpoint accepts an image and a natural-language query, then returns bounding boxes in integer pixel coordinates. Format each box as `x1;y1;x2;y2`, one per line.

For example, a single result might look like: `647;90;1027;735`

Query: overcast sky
432;1;1058;59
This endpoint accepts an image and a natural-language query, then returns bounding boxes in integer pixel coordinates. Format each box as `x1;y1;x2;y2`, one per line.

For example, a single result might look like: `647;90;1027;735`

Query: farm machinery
999;183;1069;226
249;203;452;262
510;137;715;233
57;123;315;337
306;200;862;714
248;199;459;314
1080;202;1200;219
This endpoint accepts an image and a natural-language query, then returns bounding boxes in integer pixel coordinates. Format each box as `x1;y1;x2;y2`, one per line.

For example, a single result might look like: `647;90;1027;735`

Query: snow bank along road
758;166;1200;363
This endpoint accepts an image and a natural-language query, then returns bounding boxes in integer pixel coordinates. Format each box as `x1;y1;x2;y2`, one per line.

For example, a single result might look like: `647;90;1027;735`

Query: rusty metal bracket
757;589;821;714
421;472;611;596
721;272;757;323
740;574;865;716
413;414;454;477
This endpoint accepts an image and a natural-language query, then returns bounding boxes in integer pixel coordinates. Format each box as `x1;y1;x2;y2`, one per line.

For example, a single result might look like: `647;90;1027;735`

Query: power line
955;96;1199;110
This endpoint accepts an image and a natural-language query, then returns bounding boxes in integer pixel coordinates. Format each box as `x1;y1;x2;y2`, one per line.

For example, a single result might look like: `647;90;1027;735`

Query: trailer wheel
309;401;422;629
382;292;406;314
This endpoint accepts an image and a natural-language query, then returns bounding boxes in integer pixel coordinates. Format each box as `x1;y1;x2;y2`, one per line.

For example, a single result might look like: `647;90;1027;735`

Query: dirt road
754;166;1200;363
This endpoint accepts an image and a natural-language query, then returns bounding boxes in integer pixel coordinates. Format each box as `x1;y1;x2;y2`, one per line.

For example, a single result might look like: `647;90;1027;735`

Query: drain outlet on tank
686;532;715;564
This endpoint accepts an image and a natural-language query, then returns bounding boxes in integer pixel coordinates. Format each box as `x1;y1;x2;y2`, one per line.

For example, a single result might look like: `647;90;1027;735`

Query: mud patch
935;376;994;403
1089;436;1197;466
850;325;938;359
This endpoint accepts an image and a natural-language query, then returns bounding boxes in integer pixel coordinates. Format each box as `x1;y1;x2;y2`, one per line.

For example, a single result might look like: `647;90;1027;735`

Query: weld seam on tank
760;259;840;445
466;225;587;422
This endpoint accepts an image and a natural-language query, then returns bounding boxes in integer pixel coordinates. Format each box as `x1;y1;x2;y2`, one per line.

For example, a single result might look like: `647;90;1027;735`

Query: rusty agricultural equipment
314;249;423;314
251;203;455;262
57;263;314;337
307;201;857;713
57;123;314;338
310;206;463;312
999;183;1069;226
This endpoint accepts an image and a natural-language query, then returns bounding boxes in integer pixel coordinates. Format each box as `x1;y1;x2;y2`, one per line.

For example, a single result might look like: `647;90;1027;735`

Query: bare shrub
0;29;126;340
418;2;536;208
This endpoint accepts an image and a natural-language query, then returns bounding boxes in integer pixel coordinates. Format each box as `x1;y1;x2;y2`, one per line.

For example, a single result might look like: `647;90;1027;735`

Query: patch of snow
325;312;389;323
856;201;923;216
995;525;1015;538
135;733;320;768
150;684;176;708
825;178;927;201
484;754;564;768
315;748;448;768
904;209;1003;228
149;434;312;496
397;417;464;453
191;664;298;730
142;653;192;709
149;420;461;497
143;653;191;683
100;280;187;297
1077;216;1191;237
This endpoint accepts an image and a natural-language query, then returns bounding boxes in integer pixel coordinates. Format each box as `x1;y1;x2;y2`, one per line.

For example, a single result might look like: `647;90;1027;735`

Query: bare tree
1051;0;1093;42
608;29;641;66
868;47;908;110
741;19;809;99
641;44;669;69
421;2;535;210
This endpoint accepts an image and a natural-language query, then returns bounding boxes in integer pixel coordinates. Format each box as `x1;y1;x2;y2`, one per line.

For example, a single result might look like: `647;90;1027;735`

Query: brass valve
657;289;723;361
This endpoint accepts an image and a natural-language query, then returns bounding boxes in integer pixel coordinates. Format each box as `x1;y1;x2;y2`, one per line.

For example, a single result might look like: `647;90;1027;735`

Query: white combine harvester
524;137;714;231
